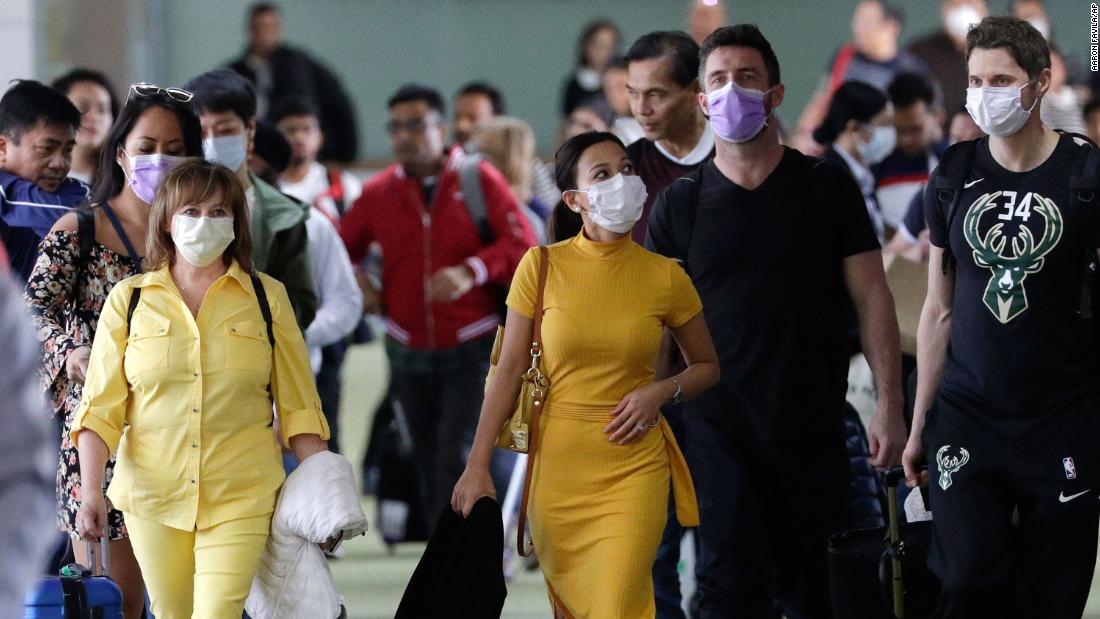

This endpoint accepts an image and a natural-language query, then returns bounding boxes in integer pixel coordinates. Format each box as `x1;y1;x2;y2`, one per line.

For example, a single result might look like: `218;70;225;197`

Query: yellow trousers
124;512;270;619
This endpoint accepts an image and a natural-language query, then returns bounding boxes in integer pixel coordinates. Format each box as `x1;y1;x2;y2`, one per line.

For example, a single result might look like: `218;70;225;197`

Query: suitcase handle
83;536;110;577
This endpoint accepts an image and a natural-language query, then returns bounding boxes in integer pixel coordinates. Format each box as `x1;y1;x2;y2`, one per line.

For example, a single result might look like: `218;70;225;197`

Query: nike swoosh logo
963;178;984;188
1059;490;1091;503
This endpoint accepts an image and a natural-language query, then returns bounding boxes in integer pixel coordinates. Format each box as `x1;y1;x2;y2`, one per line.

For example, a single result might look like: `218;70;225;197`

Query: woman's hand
451;464;496;518
65;346;92;384
76;488;109;542
604;381;671;445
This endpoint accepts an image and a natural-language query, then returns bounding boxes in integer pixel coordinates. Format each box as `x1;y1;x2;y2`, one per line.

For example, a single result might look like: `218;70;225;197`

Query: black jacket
396;497;506;619
229;45;359;162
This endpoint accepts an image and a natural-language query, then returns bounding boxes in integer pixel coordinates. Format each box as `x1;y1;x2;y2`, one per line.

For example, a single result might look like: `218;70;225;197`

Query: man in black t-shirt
625;30;715;245
903;17;1100;618
647;25;905;618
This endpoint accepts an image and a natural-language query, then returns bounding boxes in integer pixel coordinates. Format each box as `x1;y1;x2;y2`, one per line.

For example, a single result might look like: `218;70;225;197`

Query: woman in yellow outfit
452;132;719;618
72;160;330;618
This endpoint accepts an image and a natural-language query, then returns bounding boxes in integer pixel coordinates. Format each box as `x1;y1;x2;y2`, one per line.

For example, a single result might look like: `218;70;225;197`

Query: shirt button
191;443;197;448
190;479;196;484
192;372;198;377
192;408;198;413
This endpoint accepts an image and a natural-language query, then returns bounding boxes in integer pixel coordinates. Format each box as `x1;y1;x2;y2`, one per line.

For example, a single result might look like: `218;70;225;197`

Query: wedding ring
634;423;646;433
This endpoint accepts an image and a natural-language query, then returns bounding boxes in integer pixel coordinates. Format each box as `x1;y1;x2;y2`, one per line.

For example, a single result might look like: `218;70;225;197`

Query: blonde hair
470;116;535;203
145;159;253;272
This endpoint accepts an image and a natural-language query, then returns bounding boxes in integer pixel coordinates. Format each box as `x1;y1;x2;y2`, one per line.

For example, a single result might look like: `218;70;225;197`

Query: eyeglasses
127;82;194;103
385;117;433;135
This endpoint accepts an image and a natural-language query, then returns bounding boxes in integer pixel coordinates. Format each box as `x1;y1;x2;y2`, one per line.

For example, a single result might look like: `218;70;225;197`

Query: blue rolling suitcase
24;538;123;618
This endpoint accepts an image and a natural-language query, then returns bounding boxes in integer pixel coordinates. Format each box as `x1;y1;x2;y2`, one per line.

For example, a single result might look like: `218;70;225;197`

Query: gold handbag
487;246;550;454
485;247;549;556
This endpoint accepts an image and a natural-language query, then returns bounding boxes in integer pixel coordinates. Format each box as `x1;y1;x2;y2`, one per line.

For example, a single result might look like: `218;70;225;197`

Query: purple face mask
706;81;773;143
125;153;186;204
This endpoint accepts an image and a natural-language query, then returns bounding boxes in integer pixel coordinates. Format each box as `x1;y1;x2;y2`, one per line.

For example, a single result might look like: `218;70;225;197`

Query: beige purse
483;246;549;556
487;246;550;454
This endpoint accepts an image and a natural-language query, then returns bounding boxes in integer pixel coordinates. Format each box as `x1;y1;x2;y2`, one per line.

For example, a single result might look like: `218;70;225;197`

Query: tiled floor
332;342;1100;619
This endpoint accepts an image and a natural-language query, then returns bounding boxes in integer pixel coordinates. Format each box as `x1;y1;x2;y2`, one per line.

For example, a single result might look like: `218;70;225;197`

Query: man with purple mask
646;25;905;617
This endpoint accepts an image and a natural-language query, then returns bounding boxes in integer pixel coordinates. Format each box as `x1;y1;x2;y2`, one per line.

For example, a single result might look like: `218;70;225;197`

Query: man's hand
355;271;382;314
867;397;906;470
902;432;930;489
430;265;475;303
66;346;92;384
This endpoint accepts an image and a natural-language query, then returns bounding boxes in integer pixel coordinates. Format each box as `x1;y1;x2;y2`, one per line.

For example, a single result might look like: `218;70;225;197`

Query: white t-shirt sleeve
303;214;363;357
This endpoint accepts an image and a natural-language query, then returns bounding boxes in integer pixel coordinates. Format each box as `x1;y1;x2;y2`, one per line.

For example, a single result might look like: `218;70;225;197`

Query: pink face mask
125;153;186;204
706;81;774;143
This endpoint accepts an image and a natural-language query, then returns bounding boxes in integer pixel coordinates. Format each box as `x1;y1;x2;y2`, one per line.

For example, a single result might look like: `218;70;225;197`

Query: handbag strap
517;246;549;556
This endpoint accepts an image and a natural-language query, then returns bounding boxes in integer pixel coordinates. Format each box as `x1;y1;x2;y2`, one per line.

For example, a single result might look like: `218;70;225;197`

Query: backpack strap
933;139;981;275
1070;142;1100;319
126;287;142;333
663;171;703;269
249;273;276;348
71;207;97;302
326;167;347;217
458;153;493;246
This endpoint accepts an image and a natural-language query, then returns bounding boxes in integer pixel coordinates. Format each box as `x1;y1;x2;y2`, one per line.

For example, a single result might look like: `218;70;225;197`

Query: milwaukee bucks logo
936;445;970;491
963;191;1063;324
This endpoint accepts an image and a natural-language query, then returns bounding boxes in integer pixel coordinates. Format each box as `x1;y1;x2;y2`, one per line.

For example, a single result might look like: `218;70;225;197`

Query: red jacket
341;148;536;350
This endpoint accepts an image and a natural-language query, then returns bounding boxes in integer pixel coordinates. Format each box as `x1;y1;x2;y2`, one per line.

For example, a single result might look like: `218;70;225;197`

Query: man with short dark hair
228;2;358;162
0;80;88;282
273;97;362;222
873;71;944;233
903;16;1100;617
625;30;714;244
452;81;505;147
340;84;536;520
184;68;316;328
647;24;905;617
449;81;560;215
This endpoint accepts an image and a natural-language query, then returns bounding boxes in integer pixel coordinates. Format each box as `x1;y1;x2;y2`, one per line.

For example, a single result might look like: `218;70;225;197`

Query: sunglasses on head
127;82;194;103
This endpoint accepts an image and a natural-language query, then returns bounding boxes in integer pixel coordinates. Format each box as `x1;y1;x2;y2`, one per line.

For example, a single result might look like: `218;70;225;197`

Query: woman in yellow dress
452;131;719;618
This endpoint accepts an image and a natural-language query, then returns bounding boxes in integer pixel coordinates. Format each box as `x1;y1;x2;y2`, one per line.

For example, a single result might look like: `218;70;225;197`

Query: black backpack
932;133;1100;319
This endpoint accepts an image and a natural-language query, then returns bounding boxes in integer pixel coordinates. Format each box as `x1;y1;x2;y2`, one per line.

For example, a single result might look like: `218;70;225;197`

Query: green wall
161;0;1090;160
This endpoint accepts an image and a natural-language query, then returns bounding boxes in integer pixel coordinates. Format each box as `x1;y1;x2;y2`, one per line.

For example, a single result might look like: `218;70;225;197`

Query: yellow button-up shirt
72;260;329;531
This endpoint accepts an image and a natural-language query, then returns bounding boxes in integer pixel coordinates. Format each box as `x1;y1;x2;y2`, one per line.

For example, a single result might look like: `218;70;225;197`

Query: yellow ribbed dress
506;233;702;619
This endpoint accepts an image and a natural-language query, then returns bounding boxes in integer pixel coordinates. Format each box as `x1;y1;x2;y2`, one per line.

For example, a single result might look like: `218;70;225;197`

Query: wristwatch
669;377;684;406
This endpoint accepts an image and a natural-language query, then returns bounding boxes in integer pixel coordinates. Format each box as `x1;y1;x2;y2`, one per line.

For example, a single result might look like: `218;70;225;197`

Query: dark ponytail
548;131;625;242
812;80;887;146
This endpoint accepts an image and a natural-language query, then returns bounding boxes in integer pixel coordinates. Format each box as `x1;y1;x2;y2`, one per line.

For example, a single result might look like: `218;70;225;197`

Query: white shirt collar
833;145;874;194
654;124;715;166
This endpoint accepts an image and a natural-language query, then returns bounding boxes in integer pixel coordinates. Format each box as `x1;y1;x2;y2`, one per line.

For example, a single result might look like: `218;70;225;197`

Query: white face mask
857;125;897;165
945;4;982;40
965;84;1037;138
171;214;235;267
573;173;648;234
203;134;248;172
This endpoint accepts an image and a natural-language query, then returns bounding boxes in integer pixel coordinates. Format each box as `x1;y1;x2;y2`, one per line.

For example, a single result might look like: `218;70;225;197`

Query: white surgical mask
945;5;982;40
965;84;1037;137
573;173;648;234
857;125;897;165
171;214;235;267
203;134;248;172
